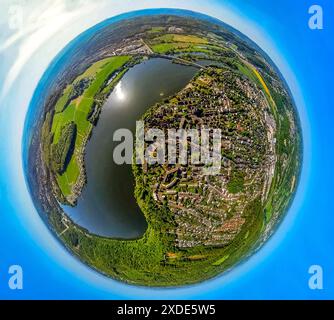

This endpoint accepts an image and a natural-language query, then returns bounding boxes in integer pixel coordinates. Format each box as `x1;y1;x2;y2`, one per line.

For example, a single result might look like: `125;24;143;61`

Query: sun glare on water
115;81;126;101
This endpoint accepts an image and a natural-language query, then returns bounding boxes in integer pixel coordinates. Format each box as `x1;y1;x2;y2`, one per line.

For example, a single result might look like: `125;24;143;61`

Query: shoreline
57;54;203;207
51;56;142;206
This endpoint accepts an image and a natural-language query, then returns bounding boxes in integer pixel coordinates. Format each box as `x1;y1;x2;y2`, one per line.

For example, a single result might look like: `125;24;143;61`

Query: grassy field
149;33;215;54
49;55;131;200
153;34;208;44
147;26;165;34
151;43;224;55
151;43;189;54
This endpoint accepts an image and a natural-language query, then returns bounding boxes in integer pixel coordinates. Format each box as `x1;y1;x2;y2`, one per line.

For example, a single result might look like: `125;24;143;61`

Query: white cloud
1;0;256;100
0;0;101;99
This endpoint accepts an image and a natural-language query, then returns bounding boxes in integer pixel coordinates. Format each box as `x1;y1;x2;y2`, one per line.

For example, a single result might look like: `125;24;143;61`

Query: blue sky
0;0;333;299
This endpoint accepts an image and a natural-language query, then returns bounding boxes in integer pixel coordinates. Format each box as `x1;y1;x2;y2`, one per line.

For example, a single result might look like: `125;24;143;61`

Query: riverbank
41;55;137;205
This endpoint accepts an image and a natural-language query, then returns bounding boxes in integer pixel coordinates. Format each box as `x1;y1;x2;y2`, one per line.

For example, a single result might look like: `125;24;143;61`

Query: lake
63;58;198;238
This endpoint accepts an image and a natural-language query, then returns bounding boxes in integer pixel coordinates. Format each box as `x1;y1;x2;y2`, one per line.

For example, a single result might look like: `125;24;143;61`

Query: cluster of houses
143;67;276;249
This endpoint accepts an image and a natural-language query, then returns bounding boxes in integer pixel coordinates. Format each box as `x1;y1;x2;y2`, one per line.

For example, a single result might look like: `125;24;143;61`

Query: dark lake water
63;58;198;238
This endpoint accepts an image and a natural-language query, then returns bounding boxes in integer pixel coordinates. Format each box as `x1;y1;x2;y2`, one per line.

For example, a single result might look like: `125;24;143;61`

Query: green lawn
149;33;211;54
212;255;230;266
50;55;131;198
151;42;225;56
153;34;208;44
147;26;165;34
75;57;114;82
151;42;190;54
54;85;72;113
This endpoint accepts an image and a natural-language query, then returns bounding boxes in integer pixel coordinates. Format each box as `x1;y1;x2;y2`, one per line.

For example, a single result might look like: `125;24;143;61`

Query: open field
48;55;131;201
153;34;208;44
148;33;224;55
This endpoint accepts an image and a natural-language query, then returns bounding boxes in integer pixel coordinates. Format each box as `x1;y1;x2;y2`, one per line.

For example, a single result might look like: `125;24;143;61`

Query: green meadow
49;55;131;199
